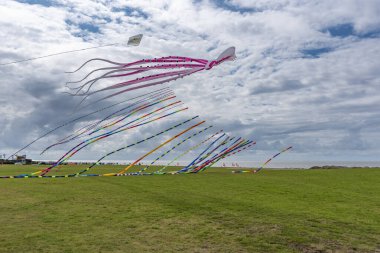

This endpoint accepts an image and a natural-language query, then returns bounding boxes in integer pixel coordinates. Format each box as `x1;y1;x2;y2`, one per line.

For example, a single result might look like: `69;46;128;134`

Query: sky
0;0;379;165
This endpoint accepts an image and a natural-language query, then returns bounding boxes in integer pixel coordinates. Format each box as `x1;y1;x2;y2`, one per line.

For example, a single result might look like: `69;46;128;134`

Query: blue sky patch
212;0;258;14
325;23;380;39
78;23;100;33
301;47;332;58
112;7;149;19
65;20;101;39
65;19;100;33
16;0;57;7
327;23;355;37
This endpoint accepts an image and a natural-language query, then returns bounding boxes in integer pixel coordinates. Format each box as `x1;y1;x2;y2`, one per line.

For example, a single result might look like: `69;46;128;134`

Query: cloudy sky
0;0;379;165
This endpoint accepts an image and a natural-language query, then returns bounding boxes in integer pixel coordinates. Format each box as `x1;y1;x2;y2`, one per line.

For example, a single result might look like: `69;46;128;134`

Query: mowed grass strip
0;165;379;252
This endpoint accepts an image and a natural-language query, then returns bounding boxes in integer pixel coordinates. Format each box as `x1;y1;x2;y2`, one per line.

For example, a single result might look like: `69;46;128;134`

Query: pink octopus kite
65;47;236;102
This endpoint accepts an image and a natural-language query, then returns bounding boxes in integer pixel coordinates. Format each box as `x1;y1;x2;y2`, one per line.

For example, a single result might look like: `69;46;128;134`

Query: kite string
0;43;118;66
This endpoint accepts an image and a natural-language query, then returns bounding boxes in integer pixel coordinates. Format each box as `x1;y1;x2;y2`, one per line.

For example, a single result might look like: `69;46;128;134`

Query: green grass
0;165;379;252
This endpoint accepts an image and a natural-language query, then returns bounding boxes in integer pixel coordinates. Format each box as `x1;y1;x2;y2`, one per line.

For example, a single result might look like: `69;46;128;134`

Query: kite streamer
191;139;251;173
88;91;175;134
184;136;242;173
232;146;293;174
197;141;255;173
7;87;170;159
40;105;188;176
35;101;187;176
113;120;206;176
179;133;227;172
255;146;293;173
40;94;179;155
79;116;200;177
87;89;174;134
202;142;256;171
190;137;239;170
137;125;213;174
2;117;199;179
193;139;247;172
157;130;223;173
191;139;249;173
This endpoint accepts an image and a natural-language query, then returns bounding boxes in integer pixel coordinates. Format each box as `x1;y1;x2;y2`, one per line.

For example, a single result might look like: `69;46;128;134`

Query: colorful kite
1;45;293;179
65;47;236;106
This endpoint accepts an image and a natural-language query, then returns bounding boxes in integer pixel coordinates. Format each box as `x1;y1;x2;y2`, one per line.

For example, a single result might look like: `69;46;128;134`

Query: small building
16;155;27;160
13;155;32;165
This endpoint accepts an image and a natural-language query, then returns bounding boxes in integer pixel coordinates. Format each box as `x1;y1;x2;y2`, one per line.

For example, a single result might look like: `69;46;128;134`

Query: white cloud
0;0;379;165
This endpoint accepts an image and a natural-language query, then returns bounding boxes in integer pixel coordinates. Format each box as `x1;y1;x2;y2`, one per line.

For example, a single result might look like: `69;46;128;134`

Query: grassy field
0;165;379;252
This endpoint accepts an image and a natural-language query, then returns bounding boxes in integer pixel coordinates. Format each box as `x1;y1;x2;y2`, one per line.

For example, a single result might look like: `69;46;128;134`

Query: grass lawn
0;165;379;252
